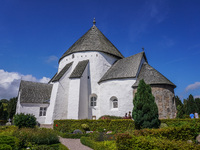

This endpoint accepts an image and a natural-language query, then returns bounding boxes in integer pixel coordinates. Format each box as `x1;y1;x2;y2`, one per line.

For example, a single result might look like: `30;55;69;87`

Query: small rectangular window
39;107;47;116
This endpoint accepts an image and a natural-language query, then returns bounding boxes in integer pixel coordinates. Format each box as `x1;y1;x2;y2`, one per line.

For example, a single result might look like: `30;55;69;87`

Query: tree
175;96;185;118
185;94;197;115
7;97;18;119
195;98;200;114
132;79;160;129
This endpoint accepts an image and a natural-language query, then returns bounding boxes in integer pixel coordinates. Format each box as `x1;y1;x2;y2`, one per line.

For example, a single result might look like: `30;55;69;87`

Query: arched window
110;96;118;109
90;94;97;107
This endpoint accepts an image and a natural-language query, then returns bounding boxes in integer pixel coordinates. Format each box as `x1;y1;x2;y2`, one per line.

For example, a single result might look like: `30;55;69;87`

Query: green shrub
0;144;12;150
54;119;134;133
134;124;200;141
13;113;37;128
99;115;122;120
81;124;89;131
13;128;59;148
116;135;200;150
0;126;17;136
80;136;117;150
0;135;18;149
60;133;89;139
115;133;133;150
32;143;69;150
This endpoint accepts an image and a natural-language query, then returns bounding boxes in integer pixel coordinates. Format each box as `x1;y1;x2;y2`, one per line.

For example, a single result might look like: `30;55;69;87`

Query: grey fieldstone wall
133;84;176;119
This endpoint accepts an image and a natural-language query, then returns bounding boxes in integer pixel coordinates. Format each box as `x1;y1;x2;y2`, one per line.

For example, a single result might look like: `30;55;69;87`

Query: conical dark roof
132;62;176;87
60;25;124;61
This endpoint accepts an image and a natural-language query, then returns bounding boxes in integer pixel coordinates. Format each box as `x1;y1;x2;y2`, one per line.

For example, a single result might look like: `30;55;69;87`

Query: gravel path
59;137;93;150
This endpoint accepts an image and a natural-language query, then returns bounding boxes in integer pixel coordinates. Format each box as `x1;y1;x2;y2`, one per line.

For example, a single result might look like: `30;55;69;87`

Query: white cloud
0;69;50;100
185;82;200;91
46;55;58;63
194;95;200;99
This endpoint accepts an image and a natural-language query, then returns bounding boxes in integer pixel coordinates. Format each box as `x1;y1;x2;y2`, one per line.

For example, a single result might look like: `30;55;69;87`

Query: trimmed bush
115;133;133;150
134;124;200;141
54;119;134;133
99;115;122;120
80;136;117;150
13;113;36;128
13;128;59;148
0;135;18;148
33;143;69;150
0;144;12;150
116;135;200;150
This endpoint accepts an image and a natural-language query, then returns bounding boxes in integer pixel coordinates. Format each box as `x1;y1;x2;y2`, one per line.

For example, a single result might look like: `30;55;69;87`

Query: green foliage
115;133;133;150
0;135;18;149
132;79;160;129
0;126;18;136
116;135;200;150
32;143;69;150
54;119;134;133
184;94;198;115
0;144;12;150
13;128;59;148
60;133;89;139
13;113;37;128
195;98;200;114
80;136;117;150
98;115;122;119
134;123;200;141
7;97;17;119
0;101;8;120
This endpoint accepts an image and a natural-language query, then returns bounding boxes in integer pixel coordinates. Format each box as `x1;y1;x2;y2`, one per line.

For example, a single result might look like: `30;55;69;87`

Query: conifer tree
132;79;160;129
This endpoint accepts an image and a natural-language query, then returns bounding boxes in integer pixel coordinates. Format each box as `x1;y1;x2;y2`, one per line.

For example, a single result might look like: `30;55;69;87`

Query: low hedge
0;135;19;149
32;143;69;150
116;133;200;150
80;136;117;150
13;128;59;148
134;123;200;141
54;119;134;133
161;118;200;127
0;144;12;150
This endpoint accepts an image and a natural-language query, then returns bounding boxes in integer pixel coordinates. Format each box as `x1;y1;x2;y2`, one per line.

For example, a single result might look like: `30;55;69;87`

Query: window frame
110;96;118;110
39;107;47;116
89;94;97;107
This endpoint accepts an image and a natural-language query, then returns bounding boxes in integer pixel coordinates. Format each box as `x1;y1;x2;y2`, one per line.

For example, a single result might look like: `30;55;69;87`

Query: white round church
16;19;176;124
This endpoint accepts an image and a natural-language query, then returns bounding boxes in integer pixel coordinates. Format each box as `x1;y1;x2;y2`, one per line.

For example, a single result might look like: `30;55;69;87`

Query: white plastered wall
98;78;136;119
19;103;49;124
78;64;89;119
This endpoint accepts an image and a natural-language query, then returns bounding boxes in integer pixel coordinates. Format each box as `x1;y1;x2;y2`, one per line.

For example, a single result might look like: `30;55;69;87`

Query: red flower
56;124;58;127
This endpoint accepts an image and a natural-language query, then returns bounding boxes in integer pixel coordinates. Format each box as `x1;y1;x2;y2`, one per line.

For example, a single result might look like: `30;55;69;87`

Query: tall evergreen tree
185;94;197;115
175;96;184;118
7;97;18;119
195;98;200;114
132;79;160;129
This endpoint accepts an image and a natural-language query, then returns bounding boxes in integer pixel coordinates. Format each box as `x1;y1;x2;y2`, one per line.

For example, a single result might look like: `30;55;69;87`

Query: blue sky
0;0;200;100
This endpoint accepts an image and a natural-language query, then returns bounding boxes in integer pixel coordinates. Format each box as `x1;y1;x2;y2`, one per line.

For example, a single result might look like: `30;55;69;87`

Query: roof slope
60;25;124;61
52;62;73;82
70;60;89;78
99;52;145;83
132;62;176;87
20;80;53;104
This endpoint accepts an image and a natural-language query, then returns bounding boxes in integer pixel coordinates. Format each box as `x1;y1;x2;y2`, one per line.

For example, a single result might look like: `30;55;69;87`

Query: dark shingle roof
59;25;124;61
132;62;176;87
52;62;73;82
99;52;146;83
48;73;57;83
70;60;89;78
20;80;53;104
